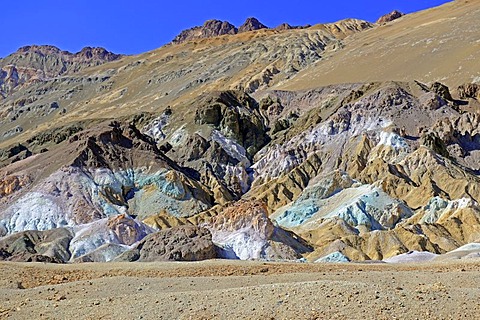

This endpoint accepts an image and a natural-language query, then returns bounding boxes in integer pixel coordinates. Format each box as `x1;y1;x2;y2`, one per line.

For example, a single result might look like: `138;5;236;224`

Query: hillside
280;0;480;89
0;0;480;265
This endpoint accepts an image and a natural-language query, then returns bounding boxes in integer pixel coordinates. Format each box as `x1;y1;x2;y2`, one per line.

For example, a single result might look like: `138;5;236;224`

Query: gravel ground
1;260;479;319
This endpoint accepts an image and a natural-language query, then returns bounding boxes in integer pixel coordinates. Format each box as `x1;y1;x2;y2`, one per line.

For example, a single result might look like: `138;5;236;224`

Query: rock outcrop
0;119;213;237
376;10;404;24
206;200;311;260
238;17;268;33
69;214;153;261
0;228;73;263
115;225;217;262
171;17;268;44
172;20;237;44
458;83;480;100
0;175;31;197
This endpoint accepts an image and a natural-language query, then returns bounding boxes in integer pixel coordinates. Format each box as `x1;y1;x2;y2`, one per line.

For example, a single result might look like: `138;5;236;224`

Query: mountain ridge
171;16;362;44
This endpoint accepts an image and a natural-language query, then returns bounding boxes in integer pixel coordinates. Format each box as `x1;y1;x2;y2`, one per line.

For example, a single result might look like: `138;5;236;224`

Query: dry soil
1;260;479;319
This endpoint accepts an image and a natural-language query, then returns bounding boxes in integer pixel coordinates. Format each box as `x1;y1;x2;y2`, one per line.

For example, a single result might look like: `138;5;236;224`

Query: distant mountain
0;45;122;96
172;16;308;44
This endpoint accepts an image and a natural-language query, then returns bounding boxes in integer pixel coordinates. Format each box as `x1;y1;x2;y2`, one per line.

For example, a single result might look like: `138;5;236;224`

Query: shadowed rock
238;17;268;33
0;228;73;263
458;83;480;100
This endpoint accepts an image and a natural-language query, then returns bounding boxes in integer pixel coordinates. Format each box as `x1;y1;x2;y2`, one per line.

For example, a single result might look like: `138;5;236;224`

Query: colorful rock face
1;1;480;263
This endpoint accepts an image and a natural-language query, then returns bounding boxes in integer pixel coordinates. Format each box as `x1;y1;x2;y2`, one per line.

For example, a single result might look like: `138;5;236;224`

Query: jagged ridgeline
1;0;480;263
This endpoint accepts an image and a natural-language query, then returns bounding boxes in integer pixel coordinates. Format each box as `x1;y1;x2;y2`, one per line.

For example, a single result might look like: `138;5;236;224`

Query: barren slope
0;19;371;149
280;0;480;90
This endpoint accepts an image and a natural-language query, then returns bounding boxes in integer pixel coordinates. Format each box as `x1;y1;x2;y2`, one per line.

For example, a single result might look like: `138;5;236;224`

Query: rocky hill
0;0;480;264
0;46;122;97
172;20;238;44
281;0;480;89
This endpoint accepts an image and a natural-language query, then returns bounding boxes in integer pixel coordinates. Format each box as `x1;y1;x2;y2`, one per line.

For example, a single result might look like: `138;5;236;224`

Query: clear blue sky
0;0;451;57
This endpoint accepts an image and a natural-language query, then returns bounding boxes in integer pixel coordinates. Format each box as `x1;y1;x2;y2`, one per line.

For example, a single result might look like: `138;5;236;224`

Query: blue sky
0;0;451;57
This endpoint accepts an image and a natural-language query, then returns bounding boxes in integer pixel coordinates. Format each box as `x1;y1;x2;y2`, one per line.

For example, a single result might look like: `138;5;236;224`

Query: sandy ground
0;260;479;320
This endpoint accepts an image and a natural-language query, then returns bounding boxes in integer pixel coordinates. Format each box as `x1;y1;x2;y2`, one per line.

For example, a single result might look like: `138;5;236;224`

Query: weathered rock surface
69;214;153;260
0;228;73;262
0;174;31;197
0;45;121;96
73;243;130;263
1;1;480;264
435;242;480;260
115;225;217;262
376;10;404;24
206;200;311;260
383;250;438;263
238;17;268;33
172;20;237;44
0;119;213;236
458;83;480;100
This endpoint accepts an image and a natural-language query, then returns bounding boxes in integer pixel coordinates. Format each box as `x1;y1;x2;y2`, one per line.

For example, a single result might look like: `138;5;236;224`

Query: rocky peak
376;10;404;24
275;23;293;31
172;19;237;44
75;46;121;61
171;17;311;44
15;45;65;56
202;19;238;37
274;23;307;31
238;17;268;33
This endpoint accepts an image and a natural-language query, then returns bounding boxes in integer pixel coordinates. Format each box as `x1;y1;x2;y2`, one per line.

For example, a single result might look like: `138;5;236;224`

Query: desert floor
0;260;479;319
